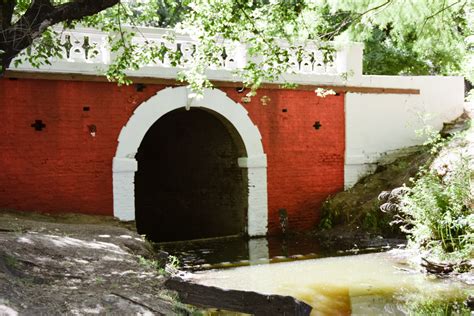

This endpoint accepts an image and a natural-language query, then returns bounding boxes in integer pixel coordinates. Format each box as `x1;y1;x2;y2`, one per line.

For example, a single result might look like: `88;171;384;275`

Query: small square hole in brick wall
282;108;288;113
83;106;90;112
135;83;146;92
31;120;46;131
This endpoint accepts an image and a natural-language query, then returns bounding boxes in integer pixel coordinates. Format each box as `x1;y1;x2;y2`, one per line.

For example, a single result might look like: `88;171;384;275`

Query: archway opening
135;108;248;242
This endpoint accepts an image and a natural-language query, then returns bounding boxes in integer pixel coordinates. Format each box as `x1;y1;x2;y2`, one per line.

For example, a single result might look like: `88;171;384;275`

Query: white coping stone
248;238;270;264
112;157;137;172
237;155;267;168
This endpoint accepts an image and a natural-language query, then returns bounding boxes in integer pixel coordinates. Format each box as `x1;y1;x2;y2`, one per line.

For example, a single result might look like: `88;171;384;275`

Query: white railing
14;26;364;78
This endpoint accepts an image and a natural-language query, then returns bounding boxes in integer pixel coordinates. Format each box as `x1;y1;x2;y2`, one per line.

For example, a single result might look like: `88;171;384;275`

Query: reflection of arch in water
112;87;268;236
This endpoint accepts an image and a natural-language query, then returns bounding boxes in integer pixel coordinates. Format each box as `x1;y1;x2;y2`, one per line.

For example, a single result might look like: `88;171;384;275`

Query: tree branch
324;0;393;40
48;0;119;25
0;0;119;73
418;0;464;36
0;0;16;29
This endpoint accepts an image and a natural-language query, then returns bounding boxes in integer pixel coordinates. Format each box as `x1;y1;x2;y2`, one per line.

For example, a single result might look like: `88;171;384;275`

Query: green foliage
318;194;397;235
4;0;473;93
167;255;180;270
4;254;18;269
318;209;333;230
12;28;64;69
395;157;472;260
399;295;472;316
331;0;472;81
138;255;161;270
362;28;432;75
138;254;180;276
362;204;393;231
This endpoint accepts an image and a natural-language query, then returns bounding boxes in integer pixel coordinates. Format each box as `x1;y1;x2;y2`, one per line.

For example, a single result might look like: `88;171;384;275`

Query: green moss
318;148;429;236
4;254;18;269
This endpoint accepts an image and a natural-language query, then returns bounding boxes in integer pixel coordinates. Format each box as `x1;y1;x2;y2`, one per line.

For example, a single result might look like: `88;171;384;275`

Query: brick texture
223;88;345;234
0;78;344;235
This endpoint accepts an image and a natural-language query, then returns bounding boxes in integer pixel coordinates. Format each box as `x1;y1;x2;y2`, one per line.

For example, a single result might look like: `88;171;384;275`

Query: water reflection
153;235;398;270
155;236;471;315
190;252;472;315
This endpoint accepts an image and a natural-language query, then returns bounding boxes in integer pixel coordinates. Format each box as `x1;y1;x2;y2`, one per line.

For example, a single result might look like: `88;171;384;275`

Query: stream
155;236;473;315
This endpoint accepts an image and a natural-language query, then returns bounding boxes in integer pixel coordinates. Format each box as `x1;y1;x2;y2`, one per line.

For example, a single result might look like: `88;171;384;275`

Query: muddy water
155;235;399;270
189;252;472;315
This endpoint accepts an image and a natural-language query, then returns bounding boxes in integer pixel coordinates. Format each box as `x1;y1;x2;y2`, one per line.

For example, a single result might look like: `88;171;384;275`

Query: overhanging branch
0;0;119;73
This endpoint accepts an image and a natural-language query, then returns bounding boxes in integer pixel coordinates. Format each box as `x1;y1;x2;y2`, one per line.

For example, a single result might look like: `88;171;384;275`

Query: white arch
112;86;268;236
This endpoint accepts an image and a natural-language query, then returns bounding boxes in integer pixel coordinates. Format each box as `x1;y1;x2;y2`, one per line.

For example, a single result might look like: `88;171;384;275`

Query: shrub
394;157;473;260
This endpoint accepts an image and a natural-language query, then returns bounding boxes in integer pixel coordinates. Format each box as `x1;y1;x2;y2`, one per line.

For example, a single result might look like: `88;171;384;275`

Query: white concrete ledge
112;157;138;173
238;155;267;168
344;76;464;188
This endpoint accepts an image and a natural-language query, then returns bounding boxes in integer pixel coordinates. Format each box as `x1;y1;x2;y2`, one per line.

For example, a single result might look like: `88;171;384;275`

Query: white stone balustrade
59;28;109;64
13;26;363;78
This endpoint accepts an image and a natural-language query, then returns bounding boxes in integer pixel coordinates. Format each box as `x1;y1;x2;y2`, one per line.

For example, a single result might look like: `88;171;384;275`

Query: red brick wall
223;88;345;234
0;78;344;234
0;78;161;215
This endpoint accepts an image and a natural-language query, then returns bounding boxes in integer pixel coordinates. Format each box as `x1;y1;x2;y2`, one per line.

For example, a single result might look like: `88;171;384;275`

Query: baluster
300;50;313;73
313;50;325;73
161;40;176;67
69;34;85;61
326;59;337;74
324;49;336;74
87;35;103;62
180;42;194;66
220;46;228;68
224;43;239;69
61;34;73;60
287;47;299;72
32;27;344;75
82;36;92;60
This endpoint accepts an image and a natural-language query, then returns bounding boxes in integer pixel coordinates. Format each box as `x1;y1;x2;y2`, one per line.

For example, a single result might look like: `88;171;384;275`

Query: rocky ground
0;211;186;315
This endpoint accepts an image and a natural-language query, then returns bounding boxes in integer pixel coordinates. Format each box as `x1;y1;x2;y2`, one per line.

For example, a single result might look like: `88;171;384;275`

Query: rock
166;277;312;315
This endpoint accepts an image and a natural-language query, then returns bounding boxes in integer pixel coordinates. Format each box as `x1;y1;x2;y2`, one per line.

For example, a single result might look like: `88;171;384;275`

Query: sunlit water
155;237;471;315
189;251;472;315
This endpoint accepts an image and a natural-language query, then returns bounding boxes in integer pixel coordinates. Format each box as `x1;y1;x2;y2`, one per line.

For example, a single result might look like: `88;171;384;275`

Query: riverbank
316;102;473;282
0;210;186;315
0;209;471;315
317;103;473;241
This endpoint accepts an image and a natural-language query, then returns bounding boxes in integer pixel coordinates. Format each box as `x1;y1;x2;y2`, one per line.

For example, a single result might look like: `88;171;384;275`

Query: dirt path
0;211;183;315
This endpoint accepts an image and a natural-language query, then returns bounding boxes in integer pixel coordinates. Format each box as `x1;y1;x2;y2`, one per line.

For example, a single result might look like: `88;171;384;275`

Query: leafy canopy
2;0;472;92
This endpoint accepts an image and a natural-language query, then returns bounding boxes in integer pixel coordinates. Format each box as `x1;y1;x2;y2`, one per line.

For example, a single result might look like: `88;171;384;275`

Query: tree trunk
0;0;119;75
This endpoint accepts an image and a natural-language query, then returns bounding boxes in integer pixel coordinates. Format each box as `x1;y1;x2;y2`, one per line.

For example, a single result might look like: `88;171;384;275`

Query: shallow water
190;251;472;315
154;235;399;270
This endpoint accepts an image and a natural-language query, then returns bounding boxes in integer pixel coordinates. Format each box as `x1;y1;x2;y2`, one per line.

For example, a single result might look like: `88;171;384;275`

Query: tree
0;0;119;71
332;0;472;80
1;0;472;93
